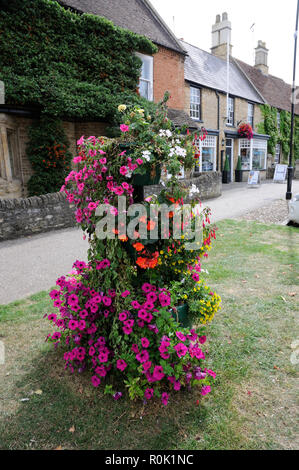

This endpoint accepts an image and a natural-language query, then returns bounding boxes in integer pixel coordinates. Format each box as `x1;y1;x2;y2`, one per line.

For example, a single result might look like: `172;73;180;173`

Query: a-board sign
273;164;288;182
248;171;260;186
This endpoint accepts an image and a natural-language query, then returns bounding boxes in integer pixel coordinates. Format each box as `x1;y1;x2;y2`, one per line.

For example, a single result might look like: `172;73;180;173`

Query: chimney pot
255;40;269;74
211;12;232;59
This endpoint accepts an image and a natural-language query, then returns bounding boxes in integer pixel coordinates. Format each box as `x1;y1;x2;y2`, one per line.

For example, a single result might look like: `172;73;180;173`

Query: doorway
225;138;234;182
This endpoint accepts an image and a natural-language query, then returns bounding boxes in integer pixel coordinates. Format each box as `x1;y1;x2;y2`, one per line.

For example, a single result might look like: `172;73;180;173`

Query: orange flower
133;242;145;252
119;234;128;242
147;220;156;231
139;215;147;224
136;257;147;269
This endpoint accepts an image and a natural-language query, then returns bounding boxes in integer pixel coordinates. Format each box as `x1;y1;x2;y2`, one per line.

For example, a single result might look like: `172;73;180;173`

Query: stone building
183;12;299;181
182;13;271;182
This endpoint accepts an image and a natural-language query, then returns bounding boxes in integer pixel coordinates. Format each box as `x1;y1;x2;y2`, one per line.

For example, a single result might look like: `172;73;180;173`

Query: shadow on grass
0;348;211;450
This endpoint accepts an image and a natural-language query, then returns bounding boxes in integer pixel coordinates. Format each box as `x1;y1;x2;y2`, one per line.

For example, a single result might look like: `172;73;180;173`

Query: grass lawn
0;220;298;450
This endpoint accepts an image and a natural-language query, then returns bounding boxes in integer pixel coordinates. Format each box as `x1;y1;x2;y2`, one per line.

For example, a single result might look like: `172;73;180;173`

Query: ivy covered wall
0;0;157;121
257;104;299;162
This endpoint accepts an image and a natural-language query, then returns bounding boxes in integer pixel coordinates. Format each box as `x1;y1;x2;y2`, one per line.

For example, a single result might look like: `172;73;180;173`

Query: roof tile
60;0;185;53
235;59;299;114
181;40;264;104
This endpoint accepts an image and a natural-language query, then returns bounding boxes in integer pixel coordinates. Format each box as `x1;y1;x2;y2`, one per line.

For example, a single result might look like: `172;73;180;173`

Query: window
247;103;254;127
190;87;201;120
227;96;235;126
252;139;267;170
239;139;251;170
275;144;281;164
277;111;281;130
195;135;217;172
0;127;20;180
239;138;268;171
135;53;153;101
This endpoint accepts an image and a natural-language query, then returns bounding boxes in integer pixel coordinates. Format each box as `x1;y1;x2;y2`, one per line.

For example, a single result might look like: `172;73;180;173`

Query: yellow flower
118;104;126;112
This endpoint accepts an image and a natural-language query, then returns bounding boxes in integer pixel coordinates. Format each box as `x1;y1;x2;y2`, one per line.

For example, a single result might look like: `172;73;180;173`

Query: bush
26;117;72;196
0;0;157;121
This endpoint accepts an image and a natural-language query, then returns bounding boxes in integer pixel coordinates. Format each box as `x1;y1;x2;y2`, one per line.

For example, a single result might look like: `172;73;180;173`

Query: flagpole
286;0;299;200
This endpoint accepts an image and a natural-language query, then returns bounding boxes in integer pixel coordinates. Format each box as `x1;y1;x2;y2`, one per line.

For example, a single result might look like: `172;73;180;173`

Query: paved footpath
1;180;298;304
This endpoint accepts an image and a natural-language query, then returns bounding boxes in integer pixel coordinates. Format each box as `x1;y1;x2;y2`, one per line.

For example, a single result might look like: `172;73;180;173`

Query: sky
150;0;298;84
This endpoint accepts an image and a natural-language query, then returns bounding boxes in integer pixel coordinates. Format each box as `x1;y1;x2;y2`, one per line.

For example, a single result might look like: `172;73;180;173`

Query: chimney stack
255;40;269;74
211;12;233;59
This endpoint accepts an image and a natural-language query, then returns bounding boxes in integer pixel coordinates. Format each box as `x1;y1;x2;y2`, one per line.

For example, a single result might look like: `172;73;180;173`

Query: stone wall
0;192;75;241
0;173;221;241
145;172;222;200
0;112;109;198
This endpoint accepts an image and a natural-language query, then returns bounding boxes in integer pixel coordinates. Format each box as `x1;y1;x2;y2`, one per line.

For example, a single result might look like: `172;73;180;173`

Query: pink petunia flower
120;124;129;133
116;359;127;372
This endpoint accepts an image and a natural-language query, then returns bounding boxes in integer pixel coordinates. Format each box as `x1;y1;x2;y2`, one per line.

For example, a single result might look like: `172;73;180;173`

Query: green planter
171;304;193;328
132;165;161;186
235;169;243;182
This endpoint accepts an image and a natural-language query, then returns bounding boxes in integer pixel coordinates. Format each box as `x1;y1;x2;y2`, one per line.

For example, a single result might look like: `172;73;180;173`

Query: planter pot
222;171;231;184
132;165;161;186
235;169;243;182
171;303;193;328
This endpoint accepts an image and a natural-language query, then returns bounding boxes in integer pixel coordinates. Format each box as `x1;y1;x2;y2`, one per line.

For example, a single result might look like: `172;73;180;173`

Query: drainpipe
215;91;220;171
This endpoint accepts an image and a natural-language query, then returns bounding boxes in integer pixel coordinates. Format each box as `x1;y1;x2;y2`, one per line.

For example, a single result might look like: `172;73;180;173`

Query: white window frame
135;52;153;101
247;103;254;127
190;86;201;121
227;96;235;126
239;138;268;171
195;135;217;172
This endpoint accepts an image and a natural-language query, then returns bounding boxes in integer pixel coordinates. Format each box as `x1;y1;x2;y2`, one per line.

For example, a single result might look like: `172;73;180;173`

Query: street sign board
248;171;260;186
273;164;288;182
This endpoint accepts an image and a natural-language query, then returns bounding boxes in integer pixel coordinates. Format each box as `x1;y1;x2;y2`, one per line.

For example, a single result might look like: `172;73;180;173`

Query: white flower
189;184;200;197
159;129;172;138
142;150;151;162
169;145;186;159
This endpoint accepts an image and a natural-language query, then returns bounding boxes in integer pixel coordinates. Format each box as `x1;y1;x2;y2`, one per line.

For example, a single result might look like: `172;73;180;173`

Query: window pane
227;97;234;125
240;148;250;170
201;136;216;172
252;139;267;170
248;103;254;126
141;58;151;80
190;87;200;120
139;79;150;100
